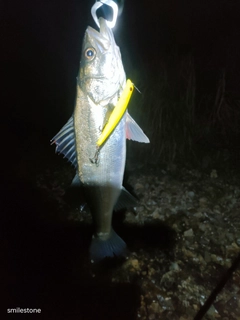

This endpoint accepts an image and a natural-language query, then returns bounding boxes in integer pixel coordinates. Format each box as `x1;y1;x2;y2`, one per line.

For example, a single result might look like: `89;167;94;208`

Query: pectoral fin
64;173;86;211
51;116;77;168
71;173;82;187
126;113;150;143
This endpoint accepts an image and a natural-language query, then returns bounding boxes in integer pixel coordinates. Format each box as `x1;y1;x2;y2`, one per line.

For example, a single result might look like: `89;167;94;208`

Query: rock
152;208;161;219
188;191;195;198
170;262;180;271
199;197;208;207
131;259;139;269
204;251;211;263
207;304;218;316
199;223;206;231
135;183;145;192
184;228;194;237
149;301;160;313
125;212;137;223
210;169;218;178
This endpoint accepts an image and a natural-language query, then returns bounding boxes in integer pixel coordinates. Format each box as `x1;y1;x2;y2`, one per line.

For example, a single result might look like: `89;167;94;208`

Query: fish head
79;17;126;105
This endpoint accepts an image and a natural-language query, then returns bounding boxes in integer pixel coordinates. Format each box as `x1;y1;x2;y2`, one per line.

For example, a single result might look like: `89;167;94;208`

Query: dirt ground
23;147;240;320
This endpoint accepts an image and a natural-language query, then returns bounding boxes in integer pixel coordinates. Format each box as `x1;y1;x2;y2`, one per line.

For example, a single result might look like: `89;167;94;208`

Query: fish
51;17;149;262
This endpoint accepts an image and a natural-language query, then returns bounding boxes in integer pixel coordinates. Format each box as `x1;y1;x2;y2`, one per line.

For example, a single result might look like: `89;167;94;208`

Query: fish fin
126;113;150;143
114;187;138;211
71;173;82;187
64;175;88;212
69;173;87;212
51;116;77;168
90;229;127;263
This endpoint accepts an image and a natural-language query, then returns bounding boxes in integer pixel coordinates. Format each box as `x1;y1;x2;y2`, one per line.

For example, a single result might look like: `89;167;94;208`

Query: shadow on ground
3;175;176;320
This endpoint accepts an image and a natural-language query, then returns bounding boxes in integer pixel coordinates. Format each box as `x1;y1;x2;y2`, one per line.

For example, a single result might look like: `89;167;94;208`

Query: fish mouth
80;17;125;103
85;17;116;52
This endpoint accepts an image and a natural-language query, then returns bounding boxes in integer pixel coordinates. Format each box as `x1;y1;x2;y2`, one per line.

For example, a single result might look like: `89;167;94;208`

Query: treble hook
91;0;118;29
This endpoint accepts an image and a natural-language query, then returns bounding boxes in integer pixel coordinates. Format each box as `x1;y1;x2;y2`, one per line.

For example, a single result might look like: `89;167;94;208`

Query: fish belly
74;86;126;236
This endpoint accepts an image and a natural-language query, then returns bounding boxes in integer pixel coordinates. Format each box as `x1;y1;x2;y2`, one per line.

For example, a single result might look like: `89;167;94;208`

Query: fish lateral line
96;79;134;147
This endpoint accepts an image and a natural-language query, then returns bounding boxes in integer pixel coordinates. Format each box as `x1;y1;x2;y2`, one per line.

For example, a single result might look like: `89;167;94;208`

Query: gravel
35;159;240;319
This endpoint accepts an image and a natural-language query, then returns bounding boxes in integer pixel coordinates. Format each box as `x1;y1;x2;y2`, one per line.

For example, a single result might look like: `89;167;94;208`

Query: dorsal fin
51;116;77;168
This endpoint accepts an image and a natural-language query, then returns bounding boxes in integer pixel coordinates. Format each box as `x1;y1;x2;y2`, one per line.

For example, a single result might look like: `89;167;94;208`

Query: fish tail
90;229;127;263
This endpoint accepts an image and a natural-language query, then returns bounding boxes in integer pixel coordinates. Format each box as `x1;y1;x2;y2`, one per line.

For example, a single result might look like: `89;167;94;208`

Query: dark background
2;0;240;177
3;0;240;139
2;0;240;318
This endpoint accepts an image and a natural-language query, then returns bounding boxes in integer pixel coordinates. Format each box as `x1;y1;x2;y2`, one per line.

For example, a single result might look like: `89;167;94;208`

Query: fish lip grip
91;0;118;29
97;79;134;147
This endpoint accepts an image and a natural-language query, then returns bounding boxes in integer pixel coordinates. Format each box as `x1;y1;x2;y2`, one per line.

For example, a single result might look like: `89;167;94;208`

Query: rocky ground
30;150;240;320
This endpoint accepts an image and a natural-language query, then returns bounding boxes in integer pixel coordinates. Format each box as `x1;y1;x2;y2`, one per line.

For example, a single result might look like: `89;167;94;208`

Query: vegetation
128;54;240;167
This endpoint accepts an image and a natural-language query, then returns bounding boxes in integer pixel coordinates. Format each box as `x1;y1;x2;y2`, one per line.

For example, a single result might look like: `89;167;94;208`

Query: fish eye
85;48;96;61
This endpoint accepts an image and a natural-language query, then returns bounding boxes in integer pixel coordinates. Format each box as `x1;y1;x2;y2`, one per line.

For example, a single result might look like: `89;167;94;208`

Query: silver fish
51;18;149;262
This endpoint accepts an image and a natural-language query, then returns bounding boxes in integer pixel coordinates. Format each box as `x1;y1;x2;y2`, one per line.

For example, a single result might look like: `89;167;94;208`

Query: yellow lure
97;79;134;147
